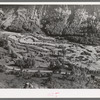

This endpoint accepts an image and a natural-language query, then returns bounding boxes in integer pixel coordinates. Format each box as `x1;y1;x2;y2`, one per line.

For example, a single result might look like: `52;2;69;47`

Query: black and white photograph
0;4;100;89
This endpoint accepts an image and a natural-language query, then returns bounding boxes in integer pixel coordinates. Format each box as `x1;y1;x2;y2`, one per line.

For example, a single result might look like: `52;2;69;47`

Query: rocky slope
0;5;100;88
0;5;100;45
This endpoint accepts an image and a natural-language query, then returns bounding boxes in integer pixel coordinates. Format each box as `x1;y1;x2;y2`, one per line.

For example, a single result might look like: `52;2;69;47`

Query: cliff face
0;5;100;45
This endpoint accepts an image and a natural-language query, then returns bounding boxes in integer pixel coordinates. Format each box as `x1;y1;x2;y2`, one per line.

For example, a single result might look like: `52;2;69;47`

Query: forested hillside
1;5;100;88
0;5;100;45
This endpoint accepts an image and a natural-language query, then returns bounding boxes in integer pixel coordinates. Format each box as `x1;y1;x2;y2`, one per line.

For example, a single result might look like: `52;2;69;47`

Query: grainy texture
0;5;100;88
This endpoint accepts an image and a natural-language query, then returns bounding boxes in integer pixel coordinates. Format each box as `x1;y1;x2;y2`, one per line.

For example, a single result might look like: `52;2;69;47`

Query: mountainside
0;5;100;88
0;5;100;45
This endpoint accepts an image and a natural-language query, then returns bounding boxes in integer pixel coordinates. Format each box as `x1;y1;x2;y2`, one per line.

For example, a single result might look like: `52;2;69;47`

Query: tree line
0;5;100;45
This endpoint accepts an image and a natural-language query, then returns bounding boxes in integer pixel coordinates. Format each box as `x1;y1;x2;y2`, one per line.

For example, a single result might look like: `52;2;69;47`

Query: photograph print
0;4;99;89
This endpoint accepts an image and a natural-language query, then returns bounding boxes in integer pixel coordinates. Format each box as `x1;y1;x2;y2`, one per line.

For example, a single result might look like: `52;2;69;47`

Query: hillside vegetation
0;5;100;88
0;5;100;45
